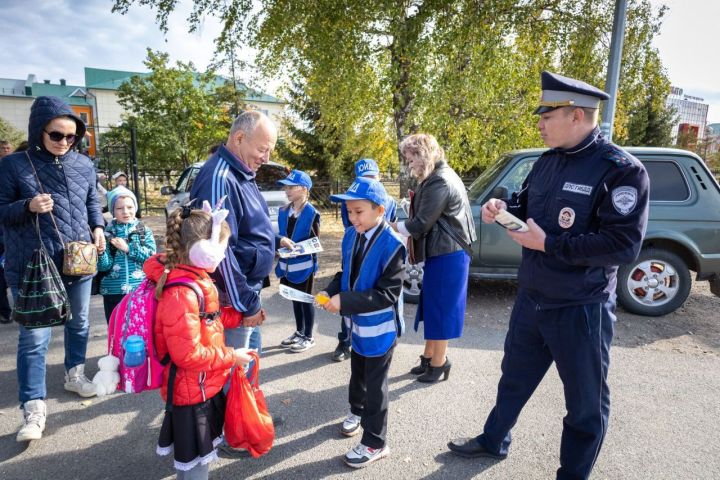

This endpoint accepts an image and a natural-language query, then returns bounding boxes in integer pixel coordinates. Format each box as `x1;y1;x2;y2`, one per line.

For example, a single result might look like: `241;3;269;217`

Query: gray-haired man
191;110;289;356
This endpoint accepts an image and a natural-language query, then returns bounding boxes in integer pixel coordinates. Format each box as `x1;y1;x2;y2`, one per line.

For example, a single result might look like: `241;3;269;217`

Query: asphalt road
1;272;719;480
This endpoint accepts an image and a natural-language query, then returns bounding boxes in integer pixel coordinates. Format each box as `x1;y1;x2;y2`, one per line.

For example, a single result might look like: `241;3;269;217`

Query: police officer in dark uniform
447;72;650;480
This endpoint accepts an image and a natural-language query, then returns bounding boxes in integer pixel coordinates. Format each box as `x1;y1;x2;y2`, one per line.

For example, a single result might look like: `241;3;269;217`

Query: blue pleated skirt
414;250;470;340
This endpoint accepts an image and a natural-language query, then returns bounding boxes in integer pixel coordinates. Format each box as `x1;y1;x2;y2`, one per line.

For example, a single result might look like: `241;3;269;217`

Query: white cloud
0;0;224;85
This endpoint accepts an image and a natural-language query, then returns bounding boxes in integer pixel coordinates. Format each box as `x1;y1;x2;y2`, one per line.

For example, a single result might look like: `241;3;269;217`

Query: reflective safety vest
275;203;318;283
341;223;405;357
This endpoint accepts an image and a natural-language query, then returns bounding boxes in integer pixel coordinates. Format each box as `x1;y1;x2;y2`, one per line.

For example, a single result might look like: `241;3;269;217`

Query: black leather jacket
405;161;476;263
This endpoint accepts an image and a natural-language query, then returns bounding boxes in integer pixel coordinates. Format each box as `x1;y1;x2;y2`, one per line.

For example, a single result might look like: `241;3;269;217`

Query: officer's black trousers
477;289;614;480
349;345;395;449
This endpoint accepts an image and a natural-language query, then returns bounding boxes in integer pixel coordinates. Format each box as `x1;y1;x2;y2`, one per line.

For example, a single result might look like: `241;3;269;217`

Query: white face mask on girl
188;199;229;272
189;240;226;271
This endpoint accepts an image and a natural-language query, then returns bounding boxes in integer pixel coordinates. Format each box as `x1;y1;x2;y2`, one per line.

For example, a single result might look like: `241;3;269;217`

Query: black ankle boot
409;355;431;375
417;358;452;383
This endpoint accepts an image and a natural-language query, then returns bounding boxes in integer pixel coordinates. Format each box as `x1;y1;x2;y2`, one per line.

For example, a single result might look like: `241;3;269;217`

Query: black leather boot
409;355;431;375
417;358;452;383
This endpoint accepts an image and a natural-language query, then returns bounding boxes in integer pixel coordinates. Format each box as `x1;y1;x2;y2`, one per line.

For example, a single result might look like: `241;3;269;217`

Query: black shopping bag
11;217;71;329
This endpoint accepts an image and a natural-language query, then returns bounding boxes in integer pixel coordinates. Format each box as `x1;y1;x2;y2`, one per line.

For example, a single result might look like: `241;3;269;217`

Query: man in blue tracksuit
190;110;284;358
448;72;650;480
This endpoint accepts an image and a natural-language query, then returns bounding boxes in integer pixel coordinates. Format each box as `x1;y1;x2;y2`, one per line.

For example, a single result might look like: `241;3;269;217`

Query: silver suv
160;161;290;232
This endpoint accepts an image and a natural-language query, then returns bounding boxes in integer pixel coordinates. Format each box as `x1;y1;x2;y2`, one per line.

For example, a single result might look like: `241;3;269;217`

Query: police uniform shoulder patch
612;186;638;215
602;145;631;167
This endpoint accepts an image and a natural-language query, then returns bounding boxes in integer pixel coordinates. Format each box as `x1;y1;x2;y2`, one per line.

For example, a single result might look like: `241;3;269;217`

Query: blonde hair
399;133;445;180
156;207;231;299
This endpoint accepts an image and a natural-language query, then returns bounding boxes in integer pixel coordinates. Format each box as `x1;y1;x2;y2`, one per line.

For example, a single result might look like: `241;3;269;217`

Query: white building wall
245;101;286;126
89;90;285;133
0;96;33;134
90;89;125;129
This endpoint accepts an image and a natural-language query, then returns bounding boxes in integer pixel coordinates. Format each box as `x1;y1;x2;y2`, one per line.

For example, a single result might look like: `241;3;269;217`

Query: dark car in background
403;147;720;317
160;161;290;232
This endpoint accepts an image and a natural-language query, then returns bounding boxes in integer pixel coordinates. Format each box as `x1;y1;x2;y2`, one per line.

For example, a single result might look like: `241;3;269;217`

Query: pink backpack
108;277;203;394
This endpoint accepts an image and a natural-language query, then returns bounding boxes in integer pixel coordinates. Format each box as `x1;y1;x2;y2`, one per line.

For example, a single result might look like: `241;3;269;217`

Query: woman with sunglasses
0;96;106;443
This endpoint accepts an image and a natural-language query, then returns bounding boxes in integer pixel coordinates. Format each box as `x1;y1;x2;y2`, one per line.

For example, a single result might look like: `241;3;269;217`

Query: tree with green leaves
112;0;674;178
623;46;675;147
0;117;25;148
275;80;397;179
112;49;232;171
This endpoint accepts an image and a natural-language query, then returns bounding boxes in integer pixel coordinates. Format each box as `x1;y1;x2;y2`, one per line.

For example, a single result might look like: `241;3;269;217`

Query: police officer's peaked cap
534;71;610;115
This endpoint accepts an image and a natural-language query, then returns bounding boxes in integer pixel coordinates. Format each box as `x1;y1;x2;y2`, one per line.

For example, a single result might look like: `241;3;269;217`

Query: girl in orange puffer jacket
147;201;253;480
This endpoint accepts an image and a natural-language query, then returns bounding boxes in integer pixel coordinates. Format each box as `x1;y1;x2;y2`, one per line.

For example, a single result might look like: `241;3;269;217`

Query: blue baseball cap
330;177;388;206
354;158;380;178
534;71;610;115
277;169;312;189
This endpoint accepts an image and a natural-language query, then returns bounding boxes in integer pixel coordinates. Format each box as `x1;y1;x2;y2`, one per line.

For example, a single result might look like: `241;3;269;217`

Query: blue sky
1;0;718;123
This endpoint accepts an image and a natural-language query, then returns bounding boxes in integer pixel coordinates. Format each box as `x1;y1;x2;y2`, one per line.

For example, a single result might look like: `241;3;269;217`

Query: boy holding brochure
319;177;406;468
275;170;321;353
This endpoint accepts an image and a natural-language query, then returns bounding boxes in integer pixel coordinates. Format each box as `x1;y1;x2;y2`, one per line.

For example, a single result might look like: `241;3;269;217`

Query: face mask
189;240;226;271
188;198;229;272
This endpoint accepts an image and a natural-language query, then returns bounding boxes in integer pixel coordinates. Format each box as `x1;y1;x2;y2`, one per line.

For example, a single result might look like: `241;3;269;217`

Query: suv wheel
403;262;424;304
617;248;691;317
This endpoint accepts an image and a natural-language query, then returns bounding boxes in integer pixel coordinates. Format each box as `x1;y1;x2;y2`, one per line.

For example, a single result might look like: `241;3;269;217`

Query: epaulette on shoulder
602;145;632;167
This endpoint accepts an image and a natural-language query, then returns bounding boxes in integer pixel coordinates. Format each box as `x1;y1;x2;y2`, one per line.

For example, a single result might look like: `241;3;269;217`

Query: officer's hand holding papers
481;198;546;252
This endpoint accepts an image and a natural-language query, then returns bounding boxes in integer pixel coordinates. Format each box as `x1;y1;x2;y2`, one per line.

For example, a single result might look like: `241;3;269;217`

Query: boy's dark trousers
291;300;315;337
349;344;395;449
338;318;351;348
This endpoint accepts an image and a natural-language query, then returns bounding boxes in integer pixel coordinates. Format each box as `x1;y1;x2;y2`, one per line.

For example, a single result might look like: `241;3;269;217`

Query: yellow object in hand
315;293;330;305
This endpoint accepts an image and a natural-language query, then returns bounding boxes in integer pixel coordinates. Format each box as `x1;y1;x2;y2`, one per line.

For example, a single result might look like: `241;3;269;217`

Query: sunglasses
44;130;78;143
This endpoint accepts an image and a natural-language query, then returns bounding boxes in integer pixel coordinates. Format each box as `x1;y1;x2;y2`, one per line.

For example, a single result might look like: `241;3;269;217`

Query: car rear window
644;160;690;202
256;164;289;191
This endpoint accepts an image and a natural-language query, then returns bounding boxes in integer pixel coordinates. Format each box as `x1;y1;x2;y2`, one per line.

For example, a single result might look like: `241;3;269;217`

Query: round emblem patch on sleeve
558;207;575;228
612;186;638;215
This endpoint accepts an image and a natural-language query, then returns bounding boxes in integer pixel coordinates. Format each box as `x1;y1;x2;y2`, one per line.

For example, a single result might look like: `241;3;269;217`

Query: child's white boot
64;364;98;398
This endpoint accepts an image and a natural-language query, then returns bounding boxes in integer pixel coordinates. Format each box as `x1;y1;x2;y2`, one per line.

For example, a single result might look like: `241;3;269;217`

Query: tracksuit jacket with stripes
190;144;276;316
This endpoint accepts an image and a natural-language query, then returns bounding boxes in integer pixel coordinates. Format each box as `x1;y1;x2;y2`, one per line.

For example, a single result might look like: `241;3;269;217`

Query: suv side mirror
160;185;176;195
489;185;508;201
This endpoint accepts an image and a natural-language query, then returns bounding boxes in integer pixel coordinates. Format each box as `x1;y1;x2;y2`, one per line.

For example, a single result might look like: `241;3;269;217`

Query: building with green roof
0;68;285;157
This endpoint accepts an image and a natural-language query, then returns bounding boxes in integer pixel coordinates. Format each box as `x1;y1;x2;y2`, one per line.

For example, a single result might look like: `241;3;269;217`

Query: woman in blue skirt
393;134;476;383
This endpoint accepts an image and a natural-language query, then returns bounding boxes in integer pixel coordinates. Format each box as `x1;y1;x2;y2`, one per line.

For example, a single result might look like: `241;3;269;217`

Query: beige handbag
26;152;98;276
61;240;98;275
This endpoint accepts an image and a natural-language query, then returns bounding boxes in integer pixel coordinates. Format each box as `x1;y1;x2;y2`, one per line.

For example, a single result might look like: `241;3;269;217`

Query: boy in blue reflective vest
321;177;406;468
275;170;320;352
334;158;398;362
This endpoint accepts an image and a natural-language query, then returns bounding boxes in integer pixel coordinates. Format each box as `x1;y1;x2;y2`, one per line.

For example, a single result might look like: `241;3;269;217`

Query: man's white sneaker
343;443;390;468
64;364;97;398
17;399;46;442
340;413;362;437
280;331;303;348
290;336;315;353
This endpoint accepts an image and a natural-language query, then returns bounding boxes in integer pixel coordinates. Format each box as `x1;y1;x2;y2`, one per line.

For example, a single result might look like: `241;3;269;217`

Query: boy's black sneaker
332;343;351;362
280;331;302;348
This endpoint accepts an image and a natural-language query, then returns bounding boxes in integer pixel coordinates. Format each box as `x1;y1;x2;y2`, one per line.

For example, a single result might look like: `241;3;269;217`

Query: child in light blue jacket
97;187;156;322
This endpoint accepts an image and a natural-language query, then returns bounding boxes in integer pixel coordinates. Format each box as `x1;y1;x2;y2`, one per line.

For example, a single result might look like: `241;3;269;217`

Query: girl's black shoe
409;355;431;375
417;358;452;383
